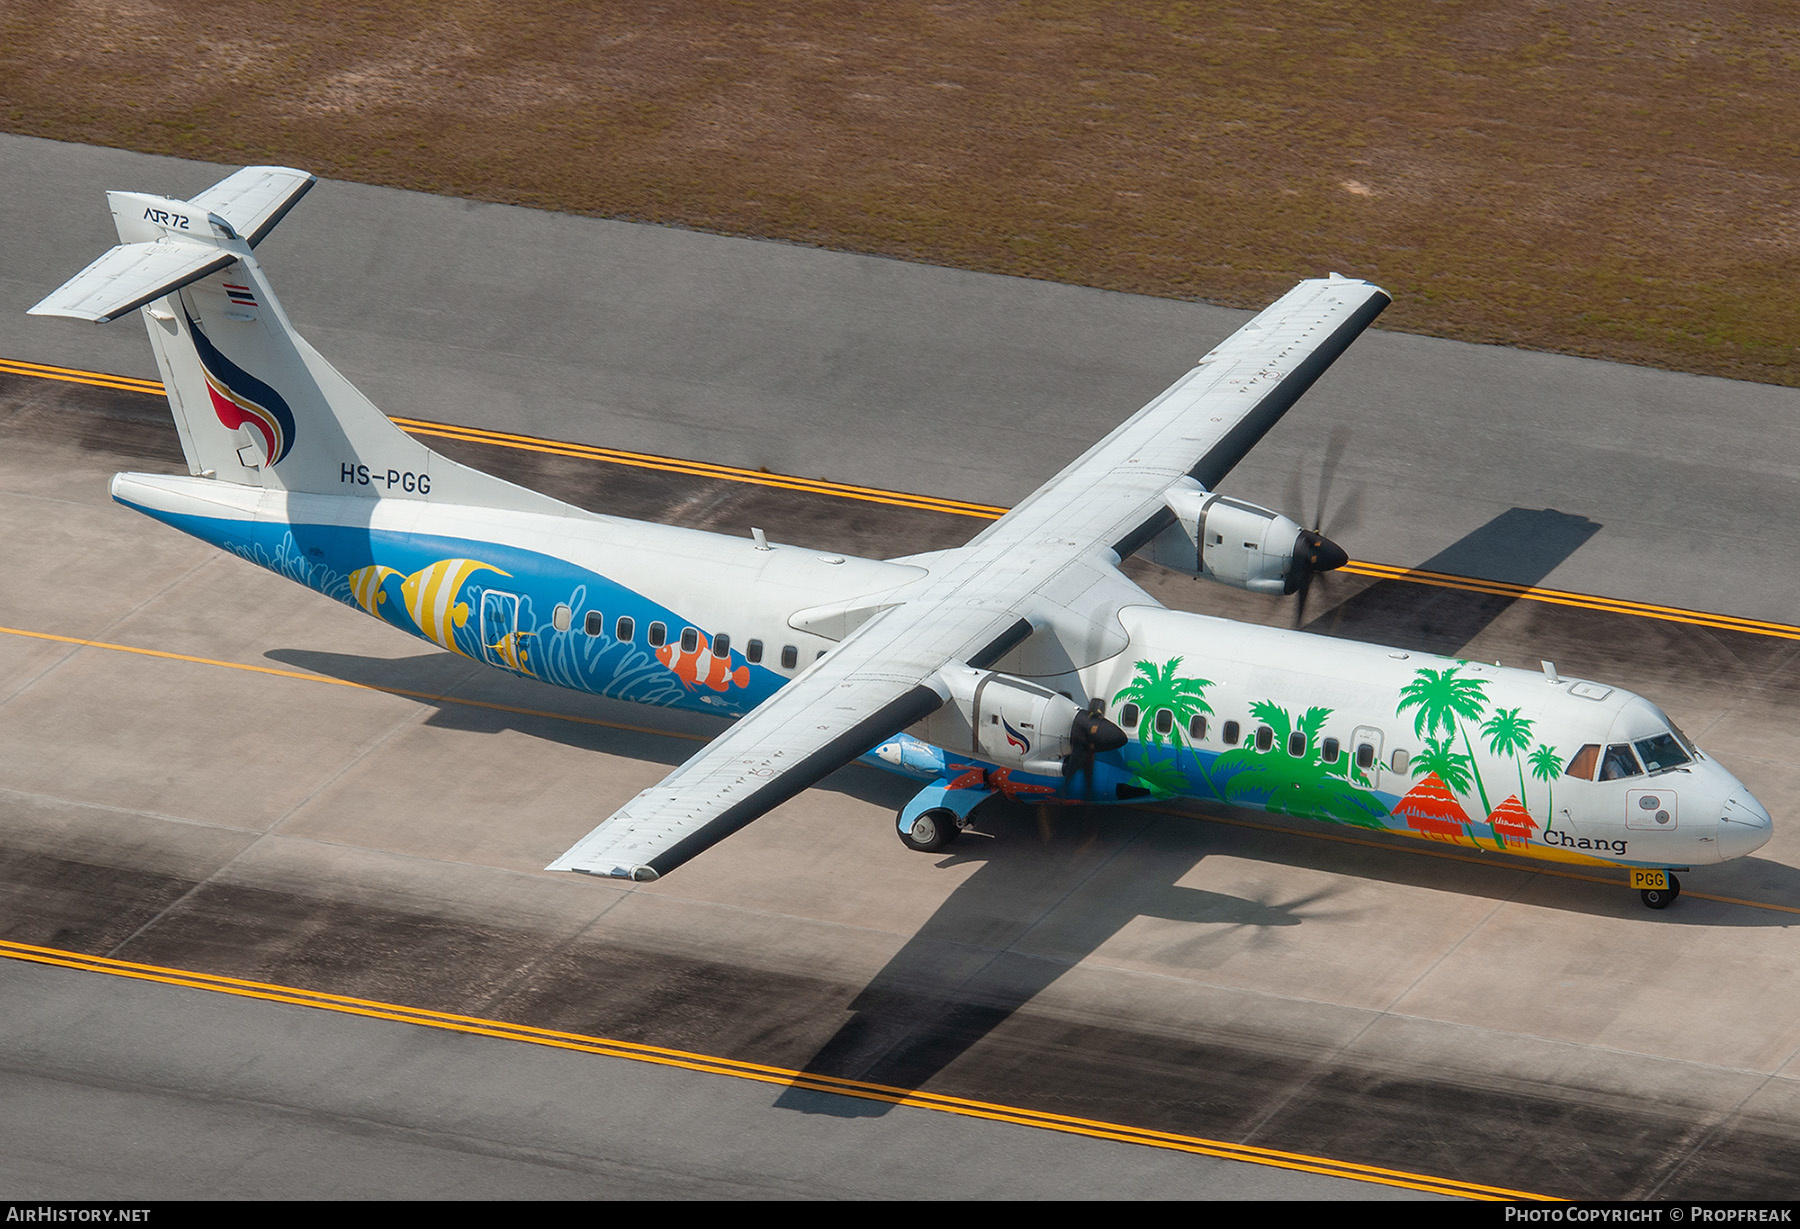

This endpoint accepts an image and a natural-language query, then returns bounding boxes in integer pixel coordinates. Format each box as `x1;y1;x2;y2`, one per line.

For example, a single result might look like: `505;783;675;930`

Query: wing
548;601;1033;880
968;275;1389;561
550;276;1387;880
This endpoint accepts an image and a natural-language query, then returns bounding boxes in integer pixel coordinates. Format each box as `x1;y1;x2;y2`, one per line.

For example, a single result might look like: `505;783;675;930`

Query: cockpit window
1565;745;1599;780
1599;743;1643;782
1634;733;1691;774
1666;719;1701;758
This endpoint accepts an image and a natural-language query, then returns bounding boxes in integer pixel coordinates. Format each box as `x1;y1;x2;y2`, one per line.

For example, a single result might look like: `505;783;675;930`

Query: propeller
1063;701;1128;800
1289;424;1359;628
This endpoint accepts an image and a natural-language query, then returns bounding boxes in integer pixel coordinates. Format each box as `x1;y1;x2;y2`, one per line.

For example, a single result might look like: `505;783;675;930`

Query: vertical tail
29;166;573;515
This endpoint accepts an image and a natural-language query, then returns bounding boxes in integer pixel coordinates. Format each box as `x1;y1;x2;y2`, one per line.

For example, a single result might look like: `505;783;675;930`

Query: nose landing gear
1640;873;1681;910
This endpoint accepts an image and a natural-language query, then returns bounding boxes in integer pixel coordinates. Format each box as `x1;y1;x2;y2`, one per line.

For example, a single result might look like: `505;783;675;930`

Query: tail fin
30;166;574;515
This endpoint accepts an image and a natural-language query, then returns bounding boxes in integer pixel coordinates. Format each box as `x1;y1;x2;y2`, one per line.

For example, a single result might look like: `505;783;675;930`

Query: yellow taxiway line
10;356;1800;643
0;935;1551;1201
1;357;1786;1195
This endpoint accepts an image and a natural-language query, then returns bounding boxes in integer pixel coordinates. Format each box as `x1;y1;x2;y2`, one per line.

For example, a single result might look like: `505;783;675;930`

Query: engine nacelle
1147;478;1346;595
915;667;1086;778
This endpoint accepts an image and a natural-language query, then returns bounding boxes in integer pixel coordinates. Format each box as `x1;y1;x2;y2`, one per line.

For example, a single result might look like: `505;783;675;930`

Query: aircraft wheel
900;808;960;853
1640;874;1680;910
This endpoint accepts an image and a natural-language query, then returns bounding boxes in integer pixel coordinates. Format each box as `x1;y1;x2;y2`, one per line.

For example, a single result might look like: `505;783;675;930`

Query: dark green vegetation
5;2;1799;383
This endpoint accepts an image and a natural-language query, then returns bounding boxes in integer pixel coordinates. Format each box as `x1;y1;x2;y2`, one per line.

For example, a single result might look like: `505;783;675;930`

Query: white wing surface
967;275;1390;561
27;238;233;323
550;276;1388;880
549;601;1035;880
188;166;316;247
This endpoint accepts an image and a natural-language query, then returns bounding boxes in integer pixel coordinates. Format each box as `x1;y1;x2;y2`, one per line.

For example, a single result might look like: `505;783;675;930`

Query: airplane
28;165;1773;911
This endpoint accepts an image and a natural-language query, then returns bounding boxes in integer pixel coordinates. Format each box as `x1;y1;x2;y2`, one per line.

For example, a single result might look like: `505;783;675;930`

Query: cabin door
1351;725;1385;786
479;590;521;669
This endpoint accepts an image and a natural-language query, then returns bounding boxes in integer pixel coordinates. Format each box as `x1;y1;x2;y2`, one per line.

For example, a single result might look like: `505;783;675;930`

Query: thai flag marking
223;283;257;306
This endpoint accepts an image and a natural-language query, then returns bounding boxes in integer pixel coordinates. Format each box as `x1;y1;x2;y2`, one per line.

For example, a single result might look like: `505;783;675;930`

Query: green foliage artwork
1210;700;1390;828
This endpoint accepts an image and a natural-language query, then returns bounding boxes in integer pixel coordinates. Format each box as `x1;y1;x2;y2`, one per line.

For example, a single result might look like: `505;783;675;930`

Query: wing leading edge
548;603;1037;880
549;276;1388;881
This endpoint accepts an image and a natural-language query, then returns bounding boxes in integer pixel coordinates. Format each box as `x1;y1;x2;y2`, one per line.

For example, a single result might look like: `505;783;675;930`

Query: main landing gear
1640;873;1681;910
898;807;962;853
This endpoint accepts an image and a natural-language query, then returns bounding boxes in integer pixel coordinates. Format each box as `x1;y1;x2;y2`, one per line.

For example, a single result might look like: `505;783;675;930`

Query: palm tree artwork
1113;658;1217;797
1209;701;1389;828
1113;658;1213;751
1483;708;1534;800
1528;743;1563;818
1397;664;1494;825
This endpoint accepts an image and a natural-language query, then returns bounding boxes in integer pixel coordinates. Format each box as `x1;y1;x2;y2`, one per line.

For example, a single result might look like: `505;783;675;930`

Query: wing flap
549;680;944;879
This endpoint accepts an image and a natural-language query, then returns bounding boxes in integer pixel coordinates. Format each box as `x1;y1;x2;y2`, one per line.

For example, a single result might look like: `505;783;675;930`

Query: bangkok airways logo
1001;716;1031;755
184;305;298;466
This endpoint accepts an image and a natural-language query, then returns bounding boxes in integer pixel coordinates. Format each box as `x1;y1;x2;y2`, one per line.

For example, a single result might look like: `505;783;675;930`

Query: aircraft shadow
776;793;1798;1118
773;801;1341;1119
262;647;918;809
1304;507;1602;655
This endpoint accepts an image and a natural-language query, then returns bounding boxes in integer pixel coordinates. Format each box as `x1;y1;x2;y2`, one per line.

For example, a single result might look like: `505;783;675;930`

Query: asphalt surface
7;133;1800;625
2;136;1799;1201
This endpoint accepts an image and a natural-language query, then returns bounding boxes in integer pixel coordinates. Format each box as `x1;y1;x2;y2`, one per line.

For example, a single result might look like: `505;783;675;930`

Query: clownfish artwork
657;638;750;692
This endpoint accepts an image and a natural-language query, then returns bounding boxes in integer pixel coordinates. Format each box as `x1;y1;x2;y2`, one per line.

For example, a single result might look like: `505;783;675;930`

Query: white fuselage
114;473;1774;874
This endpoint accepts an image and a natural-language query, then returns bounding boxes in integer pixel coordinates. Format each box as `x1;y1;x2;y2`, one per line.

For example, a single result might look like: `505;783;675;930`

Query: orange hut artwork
1487;794;1540;849
1394;772;1472;843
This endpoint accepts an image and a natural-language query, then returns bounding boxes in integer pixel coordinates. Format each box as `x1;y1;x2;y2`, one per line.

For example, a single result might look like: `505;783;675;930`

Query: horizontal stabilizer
188;166;315;247
27;238;234;323
27;165;316;324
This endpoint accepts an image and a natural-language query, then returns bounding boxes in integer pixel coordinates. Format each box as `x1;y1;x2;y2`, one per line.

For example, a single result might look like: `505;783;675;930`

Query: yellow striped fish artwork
488;629;535;676
399;558;510;655
348;565;402;617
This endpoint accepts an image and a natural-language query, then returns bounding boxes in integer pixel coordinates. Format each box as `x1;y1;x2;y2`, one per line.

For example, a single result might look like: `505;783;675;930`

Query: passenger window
712;632;730;656
553;604;573;633
1120;703;1140;728
616;615;635;642
1322;737;1340;763
1155;709;1173;736
1391;749;1410;774
647;621;666;648
747;639;763;664
1255;726;1273;752
780;645;797;669
1189;715;1207;741
680;627;699;653
583;609;605;637
1565;744;1600;780
1600;743;1643;781
1287;731;1305;758
1355;743;1374;770
1223;721;1240;745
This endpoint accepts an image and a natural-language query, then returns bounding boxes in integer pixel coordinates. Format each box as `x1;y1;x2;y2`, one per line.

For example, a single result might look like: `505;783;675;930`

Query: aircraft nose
1718;789;1773;860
